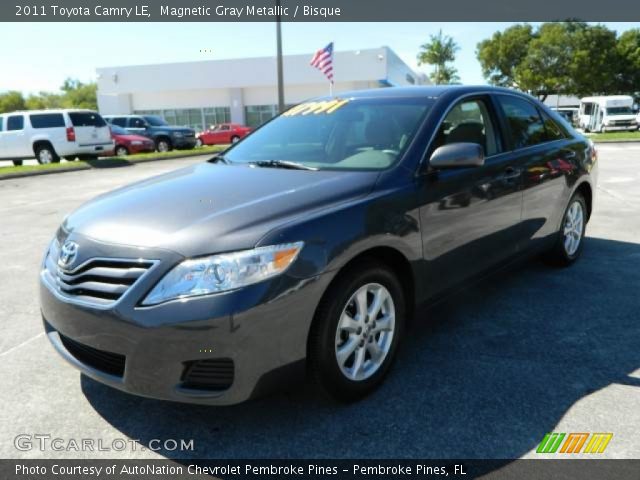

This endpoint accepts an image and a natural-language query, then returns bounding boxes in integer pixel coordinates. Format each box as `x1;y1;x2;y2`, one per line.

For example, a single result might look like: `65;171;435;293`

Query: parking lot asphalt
0;146;639;461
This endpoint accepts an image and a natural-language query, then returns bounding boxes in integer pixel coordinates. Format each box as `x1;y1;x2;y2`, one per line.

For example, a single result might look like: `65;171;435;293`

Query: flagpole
275;0;285;113
329;82;333;97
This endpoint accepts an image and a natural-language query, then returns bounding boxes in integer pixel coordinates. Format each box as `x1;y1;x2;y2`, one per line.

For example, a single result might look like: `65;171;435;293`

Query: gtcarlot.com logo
14;434;195;452
536;432;613;454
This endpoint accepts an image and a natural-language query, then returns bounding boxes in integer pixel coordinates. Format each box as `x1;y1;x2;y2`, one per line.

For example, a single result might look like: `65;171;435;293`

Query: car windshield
223;97;433;171
144;115;169;126
607;107;633;115
109;125;127;135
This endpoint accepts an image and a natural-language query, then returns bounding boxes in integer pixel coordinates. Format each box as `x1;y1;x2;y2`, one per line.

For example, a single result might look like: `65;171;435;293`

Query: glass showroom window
245;105;279;128
203;107;231;129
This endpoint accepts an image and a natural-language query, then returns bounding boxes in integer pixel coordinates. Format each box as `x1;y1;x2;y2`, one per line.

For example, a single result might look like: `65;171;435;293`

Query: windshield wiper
250;160;318;171
208;154;231;164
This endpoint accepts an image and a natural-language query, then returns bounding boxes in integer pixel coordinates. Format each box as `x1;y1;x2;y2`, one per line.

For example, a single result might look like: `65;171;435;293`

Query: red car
109;125;155;156
196;123;251;146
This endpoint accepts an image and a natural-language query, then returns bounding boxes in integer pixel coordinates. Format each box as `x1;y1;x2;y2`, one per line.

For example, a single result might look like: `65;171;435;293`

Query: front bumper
40;237;331;405
172;136;197;149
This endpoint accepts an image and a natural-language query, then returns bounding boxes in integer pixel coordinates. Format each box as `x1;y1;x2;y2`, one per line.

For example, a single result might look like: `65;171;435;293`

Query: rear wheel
545;192;587;266
196;138;203;148
231;135;240;144
35;144;60;164
309;261;405;402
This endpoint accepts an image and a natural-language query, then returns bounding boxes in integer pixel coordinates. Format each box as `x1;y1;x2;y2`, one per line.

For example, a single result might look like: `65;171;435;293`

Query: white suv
0;109;114;165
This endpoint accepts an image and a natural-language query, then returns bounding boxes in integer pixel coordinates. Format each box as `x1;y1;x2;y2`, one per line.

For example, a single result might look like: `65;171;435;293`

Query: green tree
417;30;460;85
616;28;640;95
476;24;534;88
567;24;620;97
25;91;64;110
0;91;26;113
515;23;574;100
60;78;98;110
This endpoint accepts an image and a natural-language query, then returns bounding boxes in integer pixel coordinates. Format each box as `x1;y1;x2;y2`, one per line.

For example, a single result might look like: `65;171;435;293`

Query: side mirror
429;143;484;169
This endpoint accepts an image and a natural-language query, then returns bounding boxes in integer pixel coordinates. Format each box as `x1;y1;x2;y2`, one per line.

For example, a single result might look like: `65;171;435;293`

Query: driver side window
434;98;500;157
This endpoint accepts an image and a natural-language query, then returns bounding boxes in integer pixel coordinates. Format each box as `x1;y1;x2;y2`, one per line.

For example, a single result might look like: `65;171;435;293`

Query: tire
115;145;129;157
156;138;172;152
231;135;240;144
308;261;406;402
599;125;606;133
545;192;587;266
34;143;60;165
196;138;203;148
12;160;23;166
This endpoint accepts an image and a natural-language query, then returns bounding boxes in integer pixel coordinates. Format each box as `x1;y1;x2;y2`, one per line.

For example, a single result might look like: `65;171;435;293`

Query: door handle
502;166;521;180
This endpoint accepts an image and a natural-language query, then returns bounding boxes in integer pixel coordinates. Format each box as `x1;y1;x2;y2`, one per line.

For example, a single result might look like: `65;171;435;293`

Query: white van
578;96;637;133
0;109;114;165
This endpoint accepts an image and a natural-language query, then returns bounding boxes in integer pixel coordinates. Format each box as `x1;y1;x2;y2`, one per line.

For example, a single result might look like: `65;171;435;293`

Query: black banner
3;459;640;480
5;0;640;22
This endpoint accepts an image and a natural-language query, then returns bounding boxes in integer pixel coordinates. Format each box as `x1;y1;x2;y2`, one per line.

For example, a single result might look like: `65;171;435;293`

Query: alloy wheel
38;149;53;164
334;283;395;381
563;200;584;256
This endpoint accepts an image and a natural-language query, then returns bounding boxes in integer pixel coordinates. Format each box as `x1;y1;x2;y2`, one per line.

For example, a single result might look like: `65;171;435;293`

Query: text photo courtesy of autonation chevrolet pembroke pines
1;1;640;479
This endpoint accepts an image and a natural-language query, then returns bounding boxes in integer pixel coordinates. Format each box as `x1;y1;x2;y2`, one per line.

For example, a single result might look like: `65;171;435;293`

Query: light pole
275;0;285;113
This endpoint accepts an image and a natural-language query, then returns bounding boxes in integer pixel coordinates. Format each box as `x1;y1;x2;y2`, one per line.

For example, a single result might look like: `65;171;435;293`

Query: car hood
62;163;379;257
160;126;194;134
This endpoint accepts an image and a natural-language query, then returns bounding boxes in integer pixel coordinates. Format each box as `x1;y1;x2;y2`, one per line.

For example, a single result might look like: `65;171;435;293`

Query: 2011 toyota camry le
40;86;598;405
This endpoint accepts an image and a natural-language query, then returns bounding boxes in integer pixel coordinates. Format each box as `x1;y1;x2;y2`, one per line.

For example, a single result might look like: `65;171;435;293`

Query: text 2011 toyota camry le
40;86;598;404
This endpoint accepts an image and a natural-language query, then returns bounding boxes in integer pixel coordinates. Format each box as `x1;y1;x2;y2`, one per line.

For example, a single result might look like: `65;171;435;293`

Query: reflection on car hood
63;163;379;256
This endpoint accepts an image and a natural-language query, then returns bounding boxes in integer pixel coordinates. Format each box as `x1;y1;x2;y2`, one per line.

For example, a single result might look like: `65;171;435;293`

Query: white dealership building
96;47;427;130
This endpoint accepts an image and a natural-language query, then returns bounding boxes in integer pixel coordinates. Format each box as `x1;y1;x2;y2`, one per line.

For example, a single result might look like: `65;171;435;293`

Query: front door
418;96;524;297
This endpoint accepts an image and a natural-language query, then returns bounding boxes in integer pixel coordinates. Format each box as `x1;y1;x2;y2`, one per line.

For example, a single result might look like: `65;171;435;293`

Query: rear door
418;95;524;296
494;94;579;250
68;111;111;147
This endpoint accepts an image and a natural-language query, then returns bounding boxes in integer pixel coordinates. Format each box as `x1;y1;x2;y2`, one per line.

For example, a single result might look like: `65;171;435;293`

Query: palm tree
417;30;461;85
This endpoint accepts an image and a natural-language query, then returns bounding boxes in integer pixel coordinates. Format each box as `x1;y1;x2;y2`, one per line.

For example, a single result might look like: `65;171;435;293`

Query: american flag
310;42;334;84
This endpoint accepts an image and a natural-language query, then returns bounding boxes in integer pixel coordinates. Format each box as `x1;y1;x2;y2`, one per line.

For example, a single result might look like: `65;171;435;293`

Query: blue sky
1;22;638;94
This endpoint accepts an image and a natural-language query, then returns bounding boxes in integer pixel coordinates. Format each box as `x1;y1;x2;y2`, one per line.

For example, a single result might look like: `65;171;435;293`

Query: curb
0;149;220;181
0;164;91;180
592;139;640;144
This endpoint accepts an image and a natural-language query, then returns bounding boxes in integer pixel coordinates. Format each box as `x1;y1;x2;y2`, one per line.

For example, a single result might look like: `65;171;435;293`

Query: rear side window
541;112;567;141
109;117;127;127
130;117;147;128
7;115;24;131
30;113;65;129
0;117;3;131
496;96;547;149
68;112;106;127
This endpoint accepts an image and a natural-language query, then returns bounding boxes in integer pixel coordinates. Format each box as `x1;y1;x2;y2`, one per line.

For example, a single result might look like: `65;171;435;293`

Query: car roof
315;85;533;101
1;109;98;115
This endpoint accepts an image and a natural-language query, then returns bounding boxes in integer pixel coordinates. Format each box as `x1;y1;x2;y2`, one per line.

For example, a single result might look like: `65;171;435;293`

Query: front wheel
156;138;171;152
231;135;240;144
115;146;129;157
309;261;405;402
545;192;587;266
12;160;23;166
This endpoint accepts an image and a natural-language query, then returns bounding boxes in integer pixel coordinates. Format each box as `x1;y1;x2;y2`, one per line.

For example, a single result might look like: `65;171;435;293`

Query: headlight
131;141;143;145
172;132;184;137
141;242;304;306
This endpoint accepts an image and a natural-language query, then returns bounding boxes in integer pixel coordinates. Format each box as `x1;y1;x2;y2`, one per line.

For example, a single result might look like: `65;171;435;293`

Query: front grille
181;358;234;391
43;242;155;307
59;334;126;377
